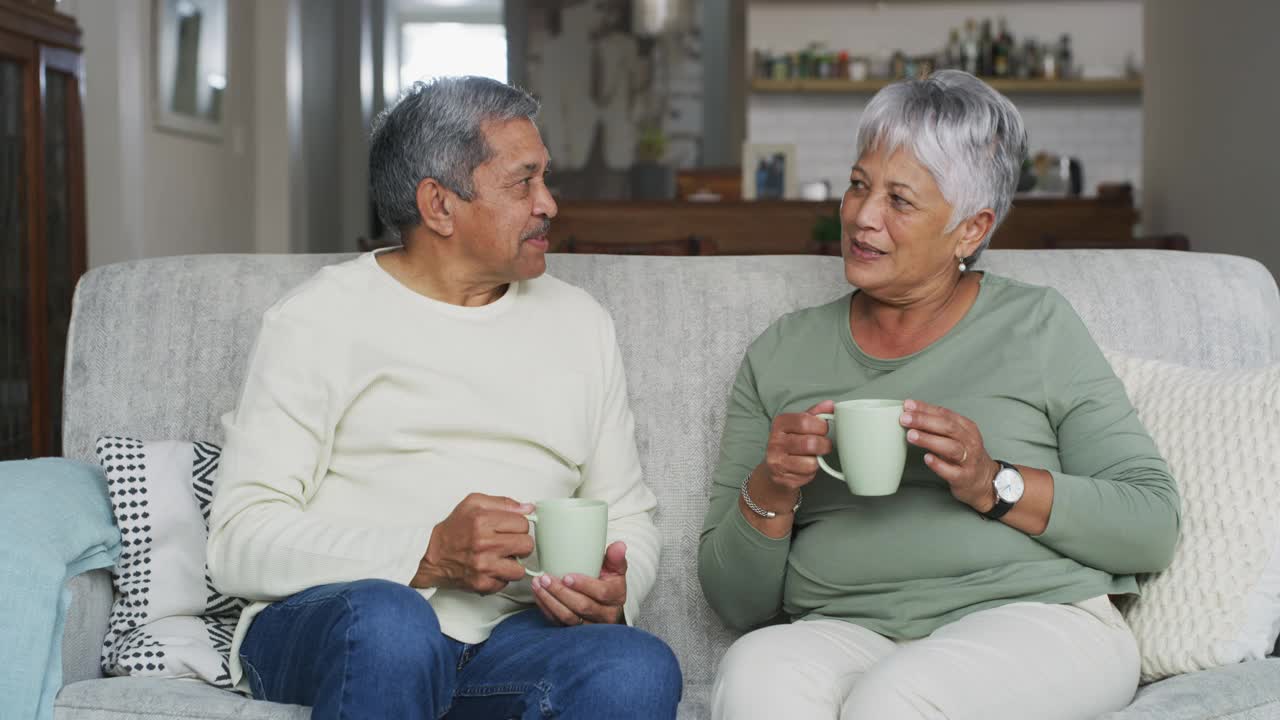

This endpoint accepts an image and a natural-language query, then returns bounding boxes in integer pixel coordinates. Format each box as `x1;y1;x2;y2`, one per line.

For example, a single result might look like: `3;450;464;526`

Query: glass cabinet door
0;18;84;461
0;56;29;459
42;58;82;456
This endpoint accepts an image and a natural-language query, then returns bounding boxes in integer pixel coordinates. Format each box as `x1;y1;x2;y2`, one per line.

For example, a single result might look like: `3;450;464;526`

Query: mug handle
814;413;844;480
520;512;543;578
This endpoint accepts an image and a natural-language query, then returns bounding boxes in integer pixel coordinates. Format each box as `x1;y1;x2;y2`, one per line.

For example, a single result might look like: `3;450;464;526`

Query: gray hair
855;70;1027;264
369;76;540;239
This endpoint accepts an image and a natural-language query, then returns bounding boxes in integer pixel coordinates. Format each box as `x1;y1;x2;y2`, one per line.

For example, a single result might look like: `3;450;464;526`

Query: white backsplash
748;93;1142;201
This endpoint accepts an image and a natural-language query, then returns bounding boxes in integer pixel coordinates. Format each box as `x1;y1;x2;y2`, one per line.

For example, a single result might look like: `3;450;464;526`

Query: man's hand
411;493;535;595
531;541;629;626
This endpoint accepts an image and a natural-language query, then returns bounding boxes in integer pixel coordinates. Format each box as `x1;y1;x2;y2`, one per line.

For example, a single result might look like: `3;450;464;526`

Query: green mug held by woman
816;399;908;496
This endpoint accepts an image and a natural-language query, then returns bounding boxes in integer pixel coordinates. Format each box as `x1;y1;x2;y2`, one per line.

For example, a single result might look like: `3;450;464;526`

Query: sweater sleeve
575;309;660;626
1031;290;1180;575
207;304;434;602
697;344;793;631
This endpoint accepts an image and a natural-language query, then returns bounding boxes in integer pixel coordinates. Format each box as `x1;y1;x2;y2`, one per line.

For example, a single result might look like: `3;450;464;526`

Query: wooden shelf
752;77;1142;95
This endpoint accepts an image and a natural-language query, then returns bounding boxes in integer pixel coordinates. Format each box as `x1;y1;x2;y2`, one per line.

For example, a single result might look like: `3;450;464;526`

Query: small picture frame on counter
742;143;797;200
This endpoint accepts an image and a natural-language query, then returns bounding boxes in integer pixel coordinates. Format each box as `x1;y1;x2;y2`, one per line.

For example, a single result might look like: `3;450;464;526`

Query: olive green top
698;273;1179;637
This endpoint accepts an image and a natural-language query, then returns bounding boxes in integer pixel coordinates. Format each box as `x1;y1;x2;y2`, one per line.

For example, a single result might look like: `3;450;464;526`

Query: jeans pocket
454;681;553;719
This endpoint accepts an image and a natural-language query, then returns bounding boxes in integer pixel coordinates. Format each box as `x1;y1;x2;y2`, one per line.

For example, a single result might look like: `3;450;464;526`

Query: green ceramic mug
521;498;608;578
816;399;908;496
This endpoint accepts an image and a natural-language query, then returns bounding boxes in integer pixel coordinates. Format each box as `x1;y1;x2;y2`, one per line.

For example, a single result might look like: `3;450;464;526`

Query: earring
958;259;967;272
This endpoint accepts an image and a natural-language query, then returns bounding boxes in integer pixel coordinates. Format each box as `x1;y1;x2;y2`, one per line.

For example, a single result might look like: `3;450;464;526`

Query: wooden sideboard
360;190;1185;256
549;195;1147;255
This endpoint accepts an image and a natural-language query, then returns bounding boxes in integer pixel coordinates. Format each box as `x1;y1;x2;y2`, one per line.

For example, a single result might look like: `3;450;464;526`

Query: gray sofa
54;250;1280;719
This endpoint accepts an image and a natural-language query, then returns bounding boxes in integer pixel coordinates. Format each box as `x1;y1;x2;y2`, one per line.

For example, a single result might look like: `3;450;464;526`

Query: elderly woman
698;70;1178;720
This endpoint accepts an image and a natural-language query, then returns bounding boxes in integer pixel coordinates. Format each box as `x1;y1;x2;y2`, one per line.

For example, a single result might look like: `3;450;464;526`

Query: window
400;22;507;88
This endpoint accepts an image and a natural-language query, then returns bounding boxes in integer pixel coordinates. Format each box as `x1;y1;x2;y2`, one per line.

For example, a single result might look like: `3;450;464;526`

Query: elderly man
207;76;681;720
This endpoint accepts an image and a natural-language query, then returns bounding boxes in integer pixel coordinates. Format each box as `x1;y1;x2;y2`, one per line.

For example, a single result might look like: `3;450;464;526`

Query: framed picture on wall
741;143;797;200
153;0;228;140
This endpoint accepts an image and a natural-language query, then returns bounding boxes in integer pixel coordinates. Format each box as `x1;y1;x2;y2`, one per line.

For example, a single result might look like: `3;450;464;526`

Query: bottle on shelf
994;17;1013;77
1055;34;1073;80
1017;38;1038;79
978;19;994;76
962;18;979;75
769;52;790;81
891;50;907;79
1040;41;1057;79
945;28;962;70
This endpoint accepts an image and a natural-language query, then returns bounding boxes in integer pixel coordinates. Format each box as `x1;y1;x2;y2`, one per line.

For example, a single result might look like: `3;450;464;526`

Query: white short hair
855;70;1028;264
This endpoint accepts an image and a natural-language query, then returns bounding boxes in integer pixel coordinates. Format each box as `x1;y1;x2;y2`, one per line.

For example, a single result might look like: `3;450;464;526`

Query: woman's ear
957;208;996;260
416;178;456;237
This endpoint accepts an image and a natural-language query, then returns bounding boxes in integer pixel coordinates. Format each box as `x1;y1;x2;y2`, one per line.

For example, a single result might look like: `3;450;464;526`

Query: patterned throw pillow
1103;353;1280;683
94;437;247;690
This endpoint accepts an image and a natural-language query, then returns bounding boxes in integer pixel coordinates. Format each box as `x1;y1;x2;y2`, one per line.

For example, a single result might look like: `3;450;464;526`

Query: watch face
994;467;1025;502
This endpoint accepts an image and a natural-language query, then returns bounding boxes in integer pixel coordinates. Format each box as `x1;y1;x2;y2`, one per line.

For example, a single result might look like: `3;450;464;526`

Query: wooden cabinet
0;0;84;460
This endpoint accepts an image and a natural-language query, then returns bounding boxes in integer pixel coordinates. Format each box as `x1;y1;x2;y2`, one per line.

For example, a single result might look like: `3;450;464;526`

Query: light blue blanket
0;459;121;720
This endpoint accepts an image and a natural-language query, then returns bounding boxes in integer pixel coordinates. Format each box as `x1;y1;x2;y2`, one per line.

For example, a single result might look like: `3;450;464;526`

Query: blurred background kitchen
20;0;1280;265
2;0;1278;458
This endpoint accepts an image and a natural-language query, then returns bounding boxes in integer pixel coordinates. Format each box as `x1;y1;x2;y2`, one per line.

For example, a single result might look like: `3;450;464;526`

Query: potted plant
629;125;675;200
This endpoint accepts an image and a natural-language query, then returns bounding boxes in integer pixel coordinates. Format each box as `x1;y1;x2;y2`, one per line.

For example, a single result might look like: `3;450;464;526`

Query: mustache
521;220;551;241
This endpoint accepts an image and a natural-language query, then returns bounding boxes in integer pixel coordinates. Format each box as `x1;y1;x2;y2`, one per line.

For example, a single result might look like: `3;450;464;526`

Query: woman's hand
899;399;999;512
763;400;836;493
741;400;836;533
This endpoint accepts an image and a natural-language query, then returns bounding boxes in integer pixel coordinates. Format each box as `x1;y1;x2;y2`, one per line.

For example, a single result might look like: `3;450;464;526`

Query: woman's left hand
899;399;999;512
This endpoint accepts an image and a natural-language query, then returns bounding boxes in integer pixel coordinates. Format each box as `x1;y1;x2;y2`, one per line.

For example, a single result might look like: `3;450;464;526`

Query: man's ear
416;178;457;237
957;208;996;260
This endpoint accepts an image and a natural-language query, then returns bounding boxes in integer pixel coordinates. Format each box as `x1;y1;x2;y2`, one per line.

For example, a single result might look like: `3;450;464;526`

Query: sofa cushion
63;570;113;686
54;678;308;720
1100;659;1280;719
94;438;246;690
1104;353;1280;682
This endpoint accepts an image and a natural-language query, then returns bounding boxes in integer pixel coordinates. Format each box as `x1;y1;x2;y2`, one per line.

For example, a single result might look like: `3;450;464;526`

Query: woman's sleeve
697;343;793;630
1031;290;1180;575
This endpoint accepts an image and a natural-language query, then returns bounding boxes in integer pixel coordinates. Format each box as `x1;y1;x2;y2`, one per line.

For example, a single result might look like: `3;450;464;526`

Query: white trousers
711;596;1139;720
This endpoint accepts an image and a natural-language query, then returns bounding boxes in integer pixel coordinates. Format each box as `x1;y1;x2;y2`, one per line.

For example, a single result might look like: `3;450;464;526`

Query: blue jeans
239;579;682;720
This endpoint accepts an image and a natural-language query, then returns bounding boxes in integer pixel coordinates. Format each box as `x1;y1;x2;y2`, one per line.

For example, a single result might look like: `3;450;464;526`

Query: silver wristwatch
740;474;802;519
982;460;1025;520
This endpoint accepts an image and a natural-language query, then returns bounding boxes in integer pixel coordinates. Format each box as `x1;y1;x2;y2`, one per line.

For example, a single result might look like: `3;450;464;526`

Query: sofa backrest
62;250;1280;710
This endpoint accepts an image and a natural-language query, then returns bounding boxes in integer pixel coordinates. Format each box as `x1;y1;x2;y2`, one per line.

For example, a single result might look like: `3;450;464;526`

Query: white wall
1143;1;1280;280
64;0;262;267
338;0;373;252
251;0;298;255
65;0;146;268
747;1;1143;197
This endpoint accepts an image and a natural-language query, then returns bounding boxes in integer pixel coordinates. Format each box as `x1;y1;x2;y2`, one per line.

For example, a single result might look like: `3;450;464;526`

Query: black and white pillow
95;437;248;690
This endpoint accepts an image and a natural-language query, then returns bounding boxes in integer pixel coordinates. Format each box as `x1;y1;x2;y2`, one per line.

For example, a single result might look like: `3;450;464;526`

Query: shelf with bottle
751;77;1141;95
750;17;1140;95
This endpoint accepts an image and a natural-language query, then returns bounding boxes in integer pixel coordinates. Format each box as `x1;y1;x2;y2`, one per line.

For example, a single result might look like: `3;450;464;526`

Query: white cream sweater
207;252;660;687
